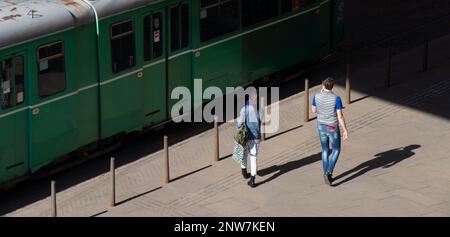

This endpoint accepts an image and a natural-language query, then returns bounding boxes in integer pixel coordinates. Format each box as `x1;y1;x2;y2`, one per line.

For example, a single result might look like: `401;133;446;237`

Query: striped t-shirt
312;92;344;127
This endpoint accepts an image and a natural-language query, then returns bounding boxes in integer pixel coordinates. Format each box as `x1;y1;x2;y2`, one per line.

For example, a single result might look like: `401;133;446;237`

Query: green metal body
0;0;343;186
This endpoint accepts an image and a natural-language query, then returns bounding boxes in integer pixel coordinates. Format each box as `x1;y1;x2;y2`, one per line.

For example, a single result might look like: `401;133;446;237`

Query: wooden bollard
164;136;170;184
260;96;266;141
214;116;219;162
345;64;351;105
51;180;57;217
110;157;115;207
423;38;429;72
304;79;309;123
386;46;392;88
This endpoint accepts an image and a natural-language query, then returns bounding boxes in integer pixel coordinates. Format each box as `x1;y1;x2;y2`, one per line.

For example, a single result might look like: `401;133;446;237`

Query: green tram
0;0;344;187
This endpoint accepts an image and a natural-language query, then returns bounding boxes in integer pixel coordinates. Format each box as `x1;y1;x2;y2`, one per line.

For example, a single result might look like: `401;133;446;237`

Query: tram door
166;1;192;119
29;40;78;171
142;1;192;125
0;52;29;183
142;8;167;126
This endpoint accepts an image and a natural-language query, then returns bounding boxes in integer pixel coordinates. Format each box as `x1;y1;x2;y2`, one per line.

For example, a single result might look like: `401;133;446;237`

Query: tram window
281;0;293;14
200;0;239;42
37;42;66;98
293;0;300;10
111;20;136;73
281;0;317;14
171;4;190;52
144;13;164;61
144;15;152;61
302;0;317;7
153;13;163;58
171;6;180;51
15;56;25;105
1;56;25;109
181;4;189;49
241;0;279;28
201;0;218;7
1;59;13;109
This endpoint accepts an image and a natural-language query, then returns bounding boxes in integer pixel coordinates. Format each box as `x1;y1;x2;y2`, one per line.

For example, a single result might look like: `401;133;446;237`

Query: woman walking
237;91;262;188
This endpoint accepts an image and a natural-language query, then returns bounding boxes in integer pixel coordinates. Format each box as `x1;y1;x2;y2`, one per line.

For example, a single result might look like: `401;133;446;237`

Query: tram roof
92;0;162;19
0;0;161;50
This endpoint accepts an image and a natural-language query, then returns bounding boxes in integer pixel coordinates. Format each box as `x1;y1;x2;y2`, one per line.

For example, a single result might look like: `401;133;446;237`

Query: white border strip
142;58;166;69
0;107;28;119
99;69;142;86
0;82;100;118
168;50;193;60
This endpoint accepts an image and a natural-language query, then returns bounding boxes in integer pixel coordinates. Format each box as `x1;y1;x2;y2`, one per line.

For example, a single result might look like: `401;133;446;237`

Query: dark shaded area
1;0;450;215
332;145;420;186
257;152;321;186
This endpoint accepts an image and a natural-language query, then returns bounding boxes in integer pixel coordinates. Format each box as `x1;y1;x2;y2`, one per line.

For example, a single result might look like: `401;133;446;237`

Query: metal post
386;46;392;88
304;79;309;123
110;157;115;207
260;96;266;141
423;38;429;72
346;64;351;105
51;180;57;217
164;136;170;184
214;116;219;162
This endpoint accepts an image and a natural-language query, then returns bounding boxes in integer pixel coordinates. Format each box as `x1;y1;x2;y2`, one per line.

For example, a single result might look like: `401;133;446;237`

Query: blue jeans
317;124;341;175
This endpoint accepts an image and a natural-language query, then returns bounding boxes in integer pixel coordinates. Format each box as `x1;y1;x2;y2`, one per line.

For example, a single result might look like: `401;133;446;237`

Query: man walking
312;78;349;186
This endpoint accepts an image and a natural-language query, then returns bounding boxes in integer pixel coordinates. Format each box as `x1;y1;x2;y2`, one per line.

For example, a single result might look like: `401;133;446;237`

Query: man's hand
342;130;348;141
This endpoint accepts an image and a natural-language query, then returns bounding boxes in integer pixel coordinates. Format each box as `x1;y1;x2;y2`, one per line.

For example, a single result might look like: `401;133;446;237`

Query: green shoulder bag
234;107;249;145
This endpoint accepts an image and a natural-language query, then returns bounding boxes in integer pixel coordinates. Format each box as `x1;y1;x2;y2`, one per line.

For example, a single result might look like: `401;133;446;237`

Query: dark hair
322;77;334;90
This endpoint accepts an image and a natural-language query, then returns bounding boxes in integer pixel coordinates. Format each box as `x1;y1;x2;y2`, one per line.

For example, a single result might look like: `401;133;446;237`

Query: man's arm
337;109;348;140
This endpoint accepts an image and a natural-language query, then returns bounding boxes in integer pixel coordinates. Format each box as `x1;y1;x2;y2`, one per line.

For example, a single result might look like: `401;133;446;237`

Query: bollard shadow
219;154;232;161
266;124;303;141
116;186;162;206
308;116;317;123
332;144;421;187
349;95;371;104
171;165;212;183
91;210;108;217
257;152;322;186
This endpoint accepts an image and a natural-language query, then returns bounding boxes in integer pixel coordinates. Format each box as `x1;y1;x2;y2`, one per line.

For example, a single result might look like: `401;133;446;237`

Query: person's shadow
257;152;322;186
332;145;421;187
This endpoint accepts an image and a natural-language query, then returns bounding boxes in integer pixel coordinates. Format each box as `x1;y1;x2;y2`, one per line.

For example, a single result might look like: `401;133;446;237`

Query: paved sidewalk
4;36;450;217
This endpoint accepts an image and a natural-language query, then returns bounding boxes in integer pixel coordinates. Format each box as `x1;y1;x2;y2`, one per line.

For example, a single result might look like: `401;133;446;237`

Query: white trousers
240;139;260;176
